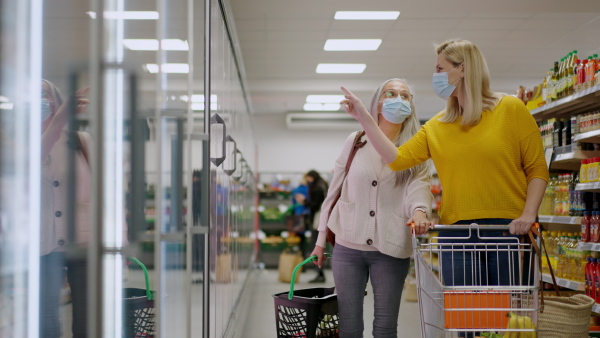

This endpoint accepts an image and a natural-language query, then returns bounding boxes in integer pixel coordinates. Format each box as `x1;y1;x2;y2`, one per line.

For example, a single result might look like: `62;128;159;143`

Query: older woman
311;78;433;338
340;40;549;290
40;79;91;338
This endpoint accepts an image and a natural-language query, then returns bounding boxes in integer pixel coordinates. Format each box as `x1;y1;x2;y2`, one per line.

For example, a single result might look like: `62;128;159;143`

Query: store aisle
242;268;421;338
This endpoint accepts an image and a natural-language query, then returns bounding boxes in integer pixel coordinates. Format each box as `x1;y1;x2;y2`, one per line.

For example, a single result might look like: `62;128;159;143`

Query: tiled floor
243;267;422;338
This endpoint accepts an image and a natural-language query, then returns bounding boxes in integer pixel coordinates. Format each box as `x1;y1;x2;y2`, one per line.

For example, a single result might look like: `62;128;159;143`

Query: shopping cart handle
288;253;332;300
428;223;539;231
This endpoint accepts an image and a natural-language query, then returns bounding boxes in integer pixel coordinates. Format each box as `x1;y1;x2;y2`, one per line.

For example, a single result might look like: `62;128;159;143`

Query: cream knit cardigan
316;131;432;259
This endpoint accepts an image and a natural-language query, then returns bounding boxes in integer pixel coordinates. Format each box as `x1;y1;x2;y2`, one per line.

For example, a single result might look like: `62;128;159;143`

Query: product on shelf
583;211;592;242
592;212;600;243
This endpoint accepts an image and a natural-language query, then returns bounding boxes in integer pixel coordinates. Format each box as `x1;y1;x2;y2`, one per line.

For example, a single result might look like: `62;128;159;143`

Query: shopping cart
413;224;539;338
124;257;156;338
272;253;339;338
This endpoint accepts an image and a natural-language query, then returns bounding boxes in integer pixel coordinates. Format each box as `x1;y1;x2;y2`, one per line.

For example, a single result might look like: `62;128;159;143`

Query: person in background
294;170;328;283
311;79;433;337
39;79;91;338
340;40;548;337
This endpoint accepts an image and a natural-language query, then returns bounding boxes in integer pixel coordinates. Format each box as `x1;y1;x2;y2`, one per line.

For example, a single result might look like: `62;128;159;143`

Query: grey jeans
332;244;410;338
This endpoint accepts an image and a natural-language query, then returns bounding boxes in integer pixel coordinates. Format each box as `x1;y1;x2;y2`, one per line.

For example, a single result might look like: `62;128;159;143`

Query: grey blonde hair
368;78;431;186
435;39;503;126
42;79;64;113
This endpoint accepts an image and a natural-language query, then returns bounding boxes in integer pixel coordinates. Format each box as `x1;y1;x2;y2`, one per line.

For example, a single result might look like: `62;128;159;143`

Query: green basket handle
288;253;332;300
127;257;153;300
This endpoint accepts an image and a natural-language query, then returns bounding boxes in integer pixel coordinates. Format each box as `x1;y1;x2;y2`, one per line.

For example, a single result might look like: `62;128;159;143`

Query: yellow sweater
388;95;549;225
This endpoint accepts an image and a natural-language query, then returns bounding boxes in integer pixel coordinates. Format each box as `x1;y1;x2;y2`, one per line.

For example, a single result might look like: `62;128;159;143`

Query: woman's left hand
508;214;536;235
407;211;434;236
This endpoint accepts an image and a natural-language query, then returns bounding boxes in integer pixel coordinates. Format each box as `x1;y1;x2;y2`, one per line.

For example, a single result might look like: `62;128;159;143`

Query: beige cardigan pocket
385;213;409;246
337;200;355;232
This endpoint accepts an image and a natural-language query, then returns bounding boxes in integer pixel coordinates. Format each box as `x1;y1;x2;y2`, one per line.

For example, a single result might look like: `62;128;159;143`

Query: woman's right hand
310;245;326;268
341;86;371;123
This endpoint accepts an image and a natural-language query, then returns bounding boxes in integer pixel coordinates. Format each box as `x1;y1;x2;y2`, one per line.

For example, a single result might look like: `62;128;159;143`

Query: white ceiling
230;0;600;118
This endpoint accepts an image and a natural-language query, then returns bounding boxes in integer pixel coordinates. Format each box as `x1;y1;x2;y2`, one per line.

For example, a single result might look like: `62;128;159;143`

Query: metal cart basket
413;224;539;338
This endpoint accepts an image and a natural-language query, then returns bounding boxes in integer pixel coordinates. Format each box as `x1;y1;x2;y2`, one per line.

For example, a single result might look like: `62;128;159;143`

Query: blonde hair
368;78;431;186
435;39;502;126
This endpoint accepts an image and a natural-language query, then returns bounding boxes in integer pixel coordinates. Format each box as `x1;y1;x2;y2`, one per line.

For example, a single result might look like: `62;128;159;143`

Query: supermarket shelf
578;242;600;252
530;84;600;120
576;182;600;192
538;215;582;225
541;273;585;291
551;150;600;171
574;129;600;143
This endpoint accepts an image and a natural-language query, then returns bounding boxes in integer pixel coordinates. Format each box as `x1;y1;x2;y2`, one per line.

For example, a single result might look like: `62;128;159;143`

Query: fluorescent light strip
191;94;218;103
324;39;382;51
86;11;159;20
0;103;14;110
123;39;189;51
304;103;341;111
145;63;189;74
0;96;9;102
316;63;366;74
334;11;400;20
192;103;218;111
306;95;345;103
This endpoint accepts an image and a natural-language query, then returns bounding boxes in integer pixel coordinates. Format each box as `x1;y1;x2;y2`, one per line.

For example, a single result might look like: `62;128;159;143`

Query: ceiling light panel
324;39;382;51
145;63;190;74
306;95;345;103
316;63;366;74
303;103;341;111
86;11;159;20
334;11;400;20
124;39;189;51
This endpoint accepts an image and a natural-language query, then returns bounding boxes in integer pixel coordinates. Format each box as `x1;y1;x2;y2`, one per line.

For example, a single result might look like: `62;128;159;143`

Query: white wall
252;113;356;173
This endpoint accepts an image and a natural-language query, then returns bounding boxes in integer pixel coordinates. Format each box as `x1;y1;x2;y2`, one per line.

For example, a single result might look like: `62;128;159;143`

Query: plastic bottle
556;235;567;278
580;59;589;88
554;175;562;216
595;258;600;302
581;159;589;183
587;257;593;297
592;212;600;243
582;211;592;242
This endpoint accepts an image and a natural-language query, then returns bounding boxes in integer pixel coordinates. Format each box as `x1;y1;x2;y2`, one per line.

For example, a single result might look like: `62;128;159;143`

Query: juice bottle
582;211;592;242
577;60;588;85
592;259;600;303
554;175;562;216
587;257;593;296
592;258;599;300
592;212;600;243
592;54;598;84
567;237;576;280
541;231;549;274
582;159;589;183
557;235;567;278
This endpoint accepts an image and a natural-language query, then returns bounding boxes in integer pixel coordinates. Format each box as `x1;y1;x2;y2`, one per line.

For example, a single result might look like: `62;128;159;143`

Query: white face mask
432;65;461;100
41;98;52;121
381;96;411;124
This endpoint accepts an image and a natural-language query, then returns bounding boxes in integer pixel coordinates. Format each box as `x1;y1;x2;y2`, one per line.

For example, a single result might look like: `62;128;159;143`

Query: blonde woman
311;79;432;338
341;40;549;291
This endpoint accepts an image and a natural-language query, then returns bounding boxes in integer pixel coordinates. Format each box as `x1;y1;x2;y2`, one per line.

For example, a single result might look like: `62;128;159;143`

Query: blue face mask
41;98;52;121
381;96;411;124
432;66;461;100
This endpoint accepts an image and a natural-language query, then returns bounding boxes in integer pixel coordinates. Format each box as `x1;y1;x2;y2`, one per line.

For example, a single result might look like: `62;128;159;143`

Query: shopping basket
412;224;539;338
124;257;156;338
272;253;339;338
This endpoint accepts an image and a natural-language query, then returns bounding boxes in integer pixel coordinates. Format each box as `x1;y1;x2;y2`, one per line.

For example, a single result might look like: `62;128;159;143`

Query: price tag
558;279;568;288
569;282;578;290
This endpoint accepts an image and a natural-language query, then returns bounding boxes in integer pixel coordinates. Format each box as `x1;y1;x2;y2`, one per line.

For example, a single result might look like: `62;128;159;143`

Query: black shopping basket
272;253;339;338
124;257;156;338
